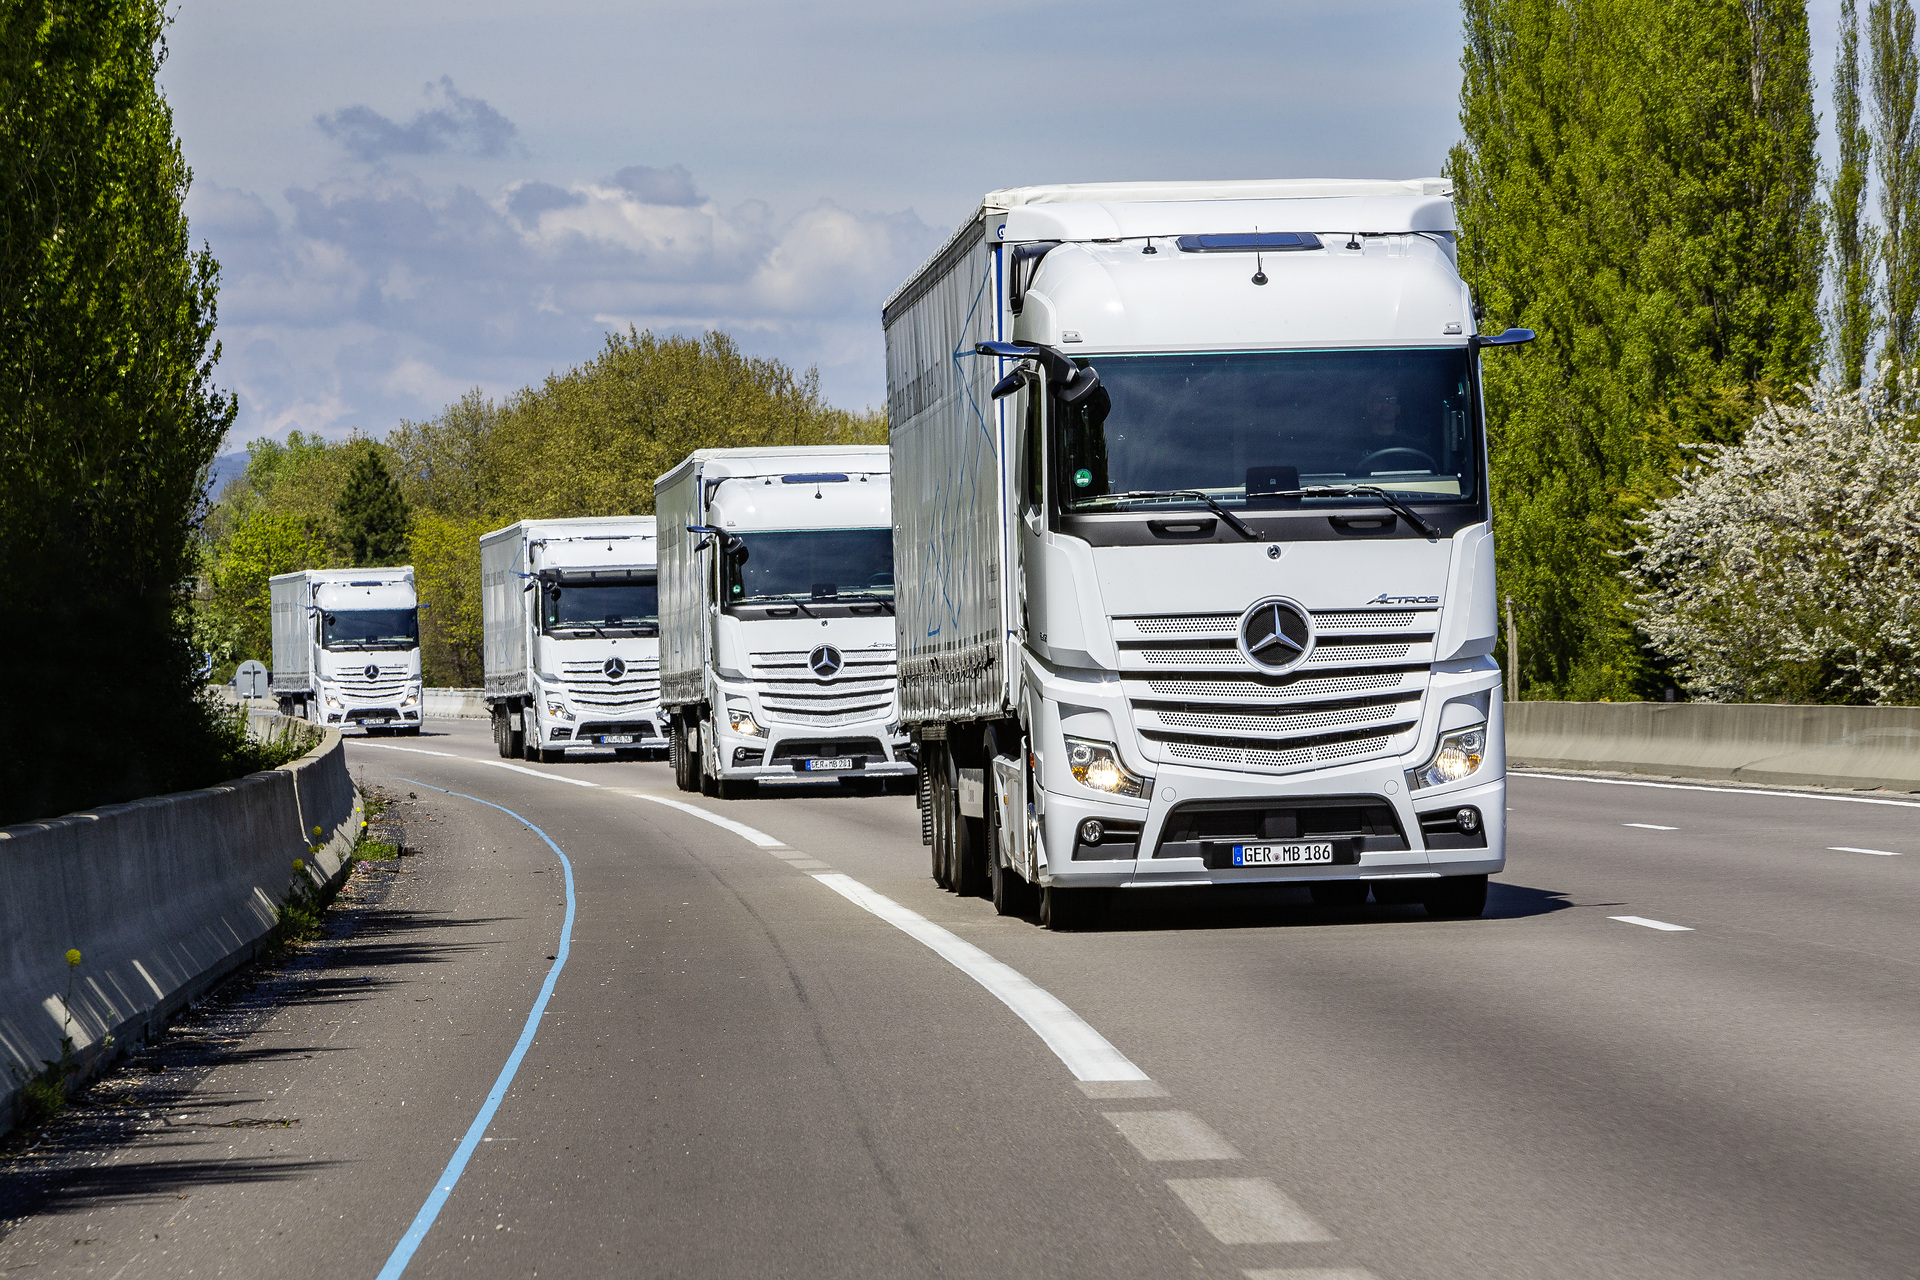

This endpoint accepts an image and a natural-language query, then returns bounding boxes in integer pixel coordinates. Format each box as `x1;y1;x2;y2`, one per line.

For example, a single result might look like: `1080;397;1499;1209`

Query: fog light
1457;807;1480;833
1079;818;1105;845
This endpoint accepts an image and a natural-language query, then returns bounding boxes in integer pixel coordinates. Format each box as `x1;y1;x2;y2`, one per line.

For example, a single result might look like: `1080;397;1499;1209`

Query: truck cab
270;568;423;733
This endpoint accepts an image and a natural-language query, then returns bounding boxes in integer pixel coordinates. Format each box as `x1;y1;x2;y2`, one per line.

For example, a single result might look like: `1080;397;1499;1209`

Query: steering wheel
1357;446;1438;473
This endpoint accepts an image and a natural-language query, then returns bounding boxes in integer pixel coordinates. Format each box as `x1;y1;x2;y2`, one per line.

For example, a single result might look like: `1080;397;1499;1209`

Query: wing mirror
1468;327;1536;351
977;340;1102;404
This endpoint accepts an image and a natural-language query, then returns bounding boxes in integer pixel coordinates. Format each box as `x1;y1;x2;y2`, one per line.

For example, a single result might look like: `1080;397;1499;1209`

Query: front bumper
1036;757;1506;888
712;717;915;782
537;706;669;751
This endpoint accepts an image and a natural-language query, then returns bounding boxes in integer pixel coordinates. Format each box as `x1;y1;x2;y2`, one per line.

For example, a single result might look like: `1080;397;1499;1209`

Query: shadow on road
1054;878;1574;933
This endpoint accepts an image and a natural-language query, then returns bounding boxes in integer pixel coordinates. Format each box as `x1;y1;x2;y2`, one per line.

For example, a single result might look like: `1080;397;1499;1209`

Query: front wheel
697;720;720;797
1424;874;1488;919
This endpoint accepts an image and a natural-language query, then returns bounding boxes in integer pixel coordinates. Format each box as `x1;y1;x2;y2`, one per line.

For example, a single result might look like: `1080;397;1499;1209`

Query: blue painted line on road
374;779;577;1280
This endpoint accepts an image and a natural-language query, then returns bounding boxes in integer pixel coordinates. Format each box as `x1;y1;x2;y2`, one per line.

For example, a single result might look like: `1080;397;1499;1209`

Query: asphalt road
3;718;1917;1279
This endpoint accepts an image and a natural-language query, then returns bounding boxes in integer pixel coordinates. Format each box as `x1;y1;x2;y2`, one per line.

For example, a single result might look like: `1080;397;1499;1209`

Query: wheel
1424;874;1488;919
989;812;1036;918
506;712;526;760
1310;880;1370;910
1039;885;1105;931
672;718;696;791
917;764;933;845
952;794;986;899
930;760;953;888
697;720;720;797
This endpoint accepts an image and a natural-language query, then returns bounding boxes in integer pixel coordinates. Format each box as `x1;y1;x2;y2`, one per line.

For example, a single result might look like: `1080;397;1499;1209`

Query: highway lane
4;719;1916;1278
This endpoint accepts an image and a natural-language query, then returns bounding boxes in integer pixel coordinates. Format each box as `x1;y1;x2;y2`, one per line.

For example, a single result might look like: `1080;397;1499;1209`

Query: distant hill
205;450;250;501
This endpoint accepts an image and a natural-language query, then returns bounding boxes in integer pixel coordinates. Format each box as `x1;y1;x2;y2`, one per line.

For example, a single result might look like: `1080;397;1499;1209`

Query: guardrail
1506;701;1920;792
424;687;488;719
0;717;362;1135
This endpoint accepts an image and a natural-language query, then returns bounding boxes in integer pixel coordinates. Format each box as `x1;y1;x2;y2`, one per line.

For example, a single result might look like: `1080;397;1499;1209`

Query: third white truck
885;178;1531;927
655;447;917;798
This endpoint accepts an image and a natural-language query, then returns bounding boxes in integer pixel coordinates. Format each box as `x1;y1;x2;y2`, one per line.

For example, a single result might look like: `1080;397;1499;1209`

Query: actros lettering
1369;592;1441;605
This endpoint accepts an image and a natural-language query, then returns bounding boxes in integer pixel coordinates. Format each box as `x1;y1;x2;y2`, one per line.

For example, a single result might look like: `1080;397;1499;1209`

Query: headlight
546;701;576;722
402;694;419;707
1408;724;1487;791
1064;737;1150;798
324;696;342;710
727;705;765;737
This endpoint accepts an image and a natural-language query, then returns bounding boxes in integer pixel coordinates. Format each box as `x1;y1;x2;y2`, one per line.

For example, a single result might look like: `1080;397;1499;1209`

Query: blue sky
162;0;1844;447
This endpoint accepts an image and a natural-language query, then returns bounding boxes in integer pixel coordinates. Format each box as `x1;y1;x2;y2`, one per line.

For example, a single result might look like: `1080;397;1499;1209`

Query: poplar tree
1872;0;1920;380
1832;0;1878;388
336;442;411;566
1451;0;1823;700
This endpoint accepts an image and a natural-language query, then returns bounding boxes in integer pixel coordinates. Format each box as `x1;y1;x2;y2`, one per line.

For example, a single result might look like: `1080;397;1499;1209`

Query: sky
161;0;1847;450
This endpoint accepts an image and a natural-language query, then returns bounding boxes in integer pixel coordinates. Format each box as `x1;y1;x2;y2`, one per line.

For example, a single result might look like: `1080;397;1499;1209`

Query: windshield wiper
1100;489;1258;540
1283;485;1442;540
555;623;609;638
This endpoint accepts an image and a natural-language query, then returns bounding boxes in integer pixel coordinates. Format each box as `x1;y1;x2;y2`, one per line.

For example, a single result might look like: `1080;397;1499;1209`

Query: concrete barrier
0;719;362;1134
1506;701;1920;792
424;687;488;719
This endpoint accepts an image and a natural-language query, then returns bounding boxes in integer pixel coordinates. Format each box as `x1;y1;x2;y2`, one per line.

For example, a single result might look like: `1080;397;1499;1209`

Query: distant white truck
655;447;916;798
269;567;422;734
480;517;664;762
885;178;1530;927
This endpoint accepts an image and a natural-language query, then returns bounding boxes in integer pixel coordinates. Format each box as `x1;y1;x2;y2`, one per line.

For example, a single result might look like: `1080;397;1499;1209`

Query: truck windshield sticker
1055;348;1477;516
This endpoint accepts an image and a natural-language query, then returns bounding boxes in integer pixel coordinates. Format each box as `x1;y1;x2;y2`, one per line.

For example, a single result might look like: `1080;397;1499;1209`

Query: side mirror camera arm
974;340;1101;405
1468;327;1536;351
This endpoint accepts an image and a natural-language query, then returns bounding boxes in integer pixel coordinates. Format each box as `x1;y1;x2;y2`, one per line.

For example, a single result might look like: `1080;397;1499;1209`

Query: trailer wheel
1423;874;1488;919
952;791;986;898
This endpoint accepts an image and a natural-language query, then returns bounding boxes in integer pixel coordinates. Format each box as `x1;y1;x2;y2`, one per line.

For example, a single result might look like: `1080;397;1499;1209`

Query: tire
917;762;934;845
953;810;987;898
929;750;953;889
1424;874;1489;919
506;711;526;760
1039;885;1105;932
697;720;720;797
1310;880;1370;910
989;812;1036;919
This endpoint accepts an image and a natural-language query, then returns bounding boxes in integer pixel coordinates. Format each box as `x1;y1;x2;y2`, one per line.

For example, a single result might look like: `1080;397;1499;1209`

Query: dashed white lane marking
1515;769;1920;810
812;873;1149;1082
1829;845;1905;856
1610;915;1693;932
1105;1111;1240;1161
1165;1178;1335;1244
1244;1269;1382;1280
1622;822;1679;830
625;792;788;848
1078;1080;1169;1099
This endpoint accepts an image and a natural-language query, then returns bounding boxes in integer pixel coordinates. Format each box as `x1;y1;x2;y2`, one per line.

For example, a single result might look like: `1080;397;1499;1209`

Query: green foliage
204;509;329;665
1873;0;1920;377
336;441;411;566
0;0;241;824
1833;0;1879;388
1450;0;1824;700
409;510;489;685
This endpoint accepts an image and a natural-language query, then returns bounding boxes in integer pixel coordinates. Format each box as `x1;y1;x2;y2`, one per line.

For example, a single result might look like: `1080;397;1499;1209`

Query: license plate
804;757;854;771
599;734;633;744
1232;841;1336;866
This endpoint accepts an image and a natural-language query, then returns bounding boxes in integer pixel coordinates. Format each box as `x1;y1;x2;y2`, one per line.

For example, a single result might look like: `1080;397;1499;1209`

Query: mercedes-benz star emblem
808;645;844;678
363;663;379;681
1237;598;1314;674
604;656;626;680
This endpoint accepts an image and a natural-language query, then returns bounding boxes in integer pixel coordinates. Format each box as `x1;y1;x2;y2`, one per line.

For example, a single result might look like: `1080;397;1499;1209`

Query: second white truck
481;517;664;761
655;447;916;798
269;567;422;733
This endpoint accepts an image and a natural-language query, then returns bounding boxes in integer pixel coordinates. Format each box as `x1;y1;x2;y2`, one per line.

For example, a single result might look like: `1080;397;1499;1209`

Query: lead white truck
269;567;422;733
655;446;917;799
886;178;1531;928
480;517;664;762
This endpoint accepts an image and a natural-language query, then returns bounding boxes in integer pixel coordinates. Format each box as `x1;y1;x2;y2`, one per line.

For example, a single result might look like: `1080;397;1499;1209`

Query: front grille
1153;795;1408;859
576;721;656;739
751;649;897;726
560;659;660;712
335;663;410;704
1114;608;1437;774
770;737;886;763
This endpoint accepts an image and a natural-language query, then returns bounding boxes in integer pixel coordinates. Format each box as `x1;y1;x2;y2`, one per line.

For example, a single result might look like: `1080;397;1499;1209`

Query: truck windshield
322;609;418;650
1054;348;1478;513
542;578;658;636
723;529;894;603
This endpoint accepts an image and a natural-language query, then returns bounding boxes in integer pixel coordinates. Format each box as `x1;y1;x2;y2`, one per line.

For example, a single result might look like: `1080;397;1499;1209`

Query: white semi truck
885;178;1530;928
269;567;422;734
655;446;916;799
480;517;664;762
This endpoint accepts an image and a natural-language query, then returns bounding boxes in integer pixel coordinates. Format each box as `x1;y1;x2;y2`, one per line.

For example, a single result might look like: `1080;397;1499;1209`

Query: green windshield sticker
1073;468;1093;488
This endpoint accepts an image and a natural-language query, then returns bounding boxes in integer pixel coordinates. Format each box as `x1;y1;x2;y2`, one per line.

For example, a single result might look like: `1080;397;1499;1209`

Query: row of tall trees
202;329;884;687
0;0;240;822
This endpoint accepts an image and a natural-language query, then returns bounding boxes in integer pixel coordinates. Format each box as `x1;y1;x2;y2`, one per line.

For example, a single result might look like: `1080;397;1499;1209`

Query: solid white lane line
627;793;787;848
1622;823;1679;830
1078;1080;1169;1099
1243;1270;1382;1280
1829;845;1904;856
1610;915;1693;932
1104;1111;1240;1161
355;743;458;759
811;873;1149;1082
1164;1178;1334;1244
1515;769;1920;810
356;742;600;788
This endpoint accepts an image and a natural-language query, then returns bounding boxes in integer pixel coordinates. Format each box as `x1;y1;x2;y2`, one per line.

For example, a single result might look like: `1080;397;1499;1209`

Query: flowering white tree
1626;381;1920;704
